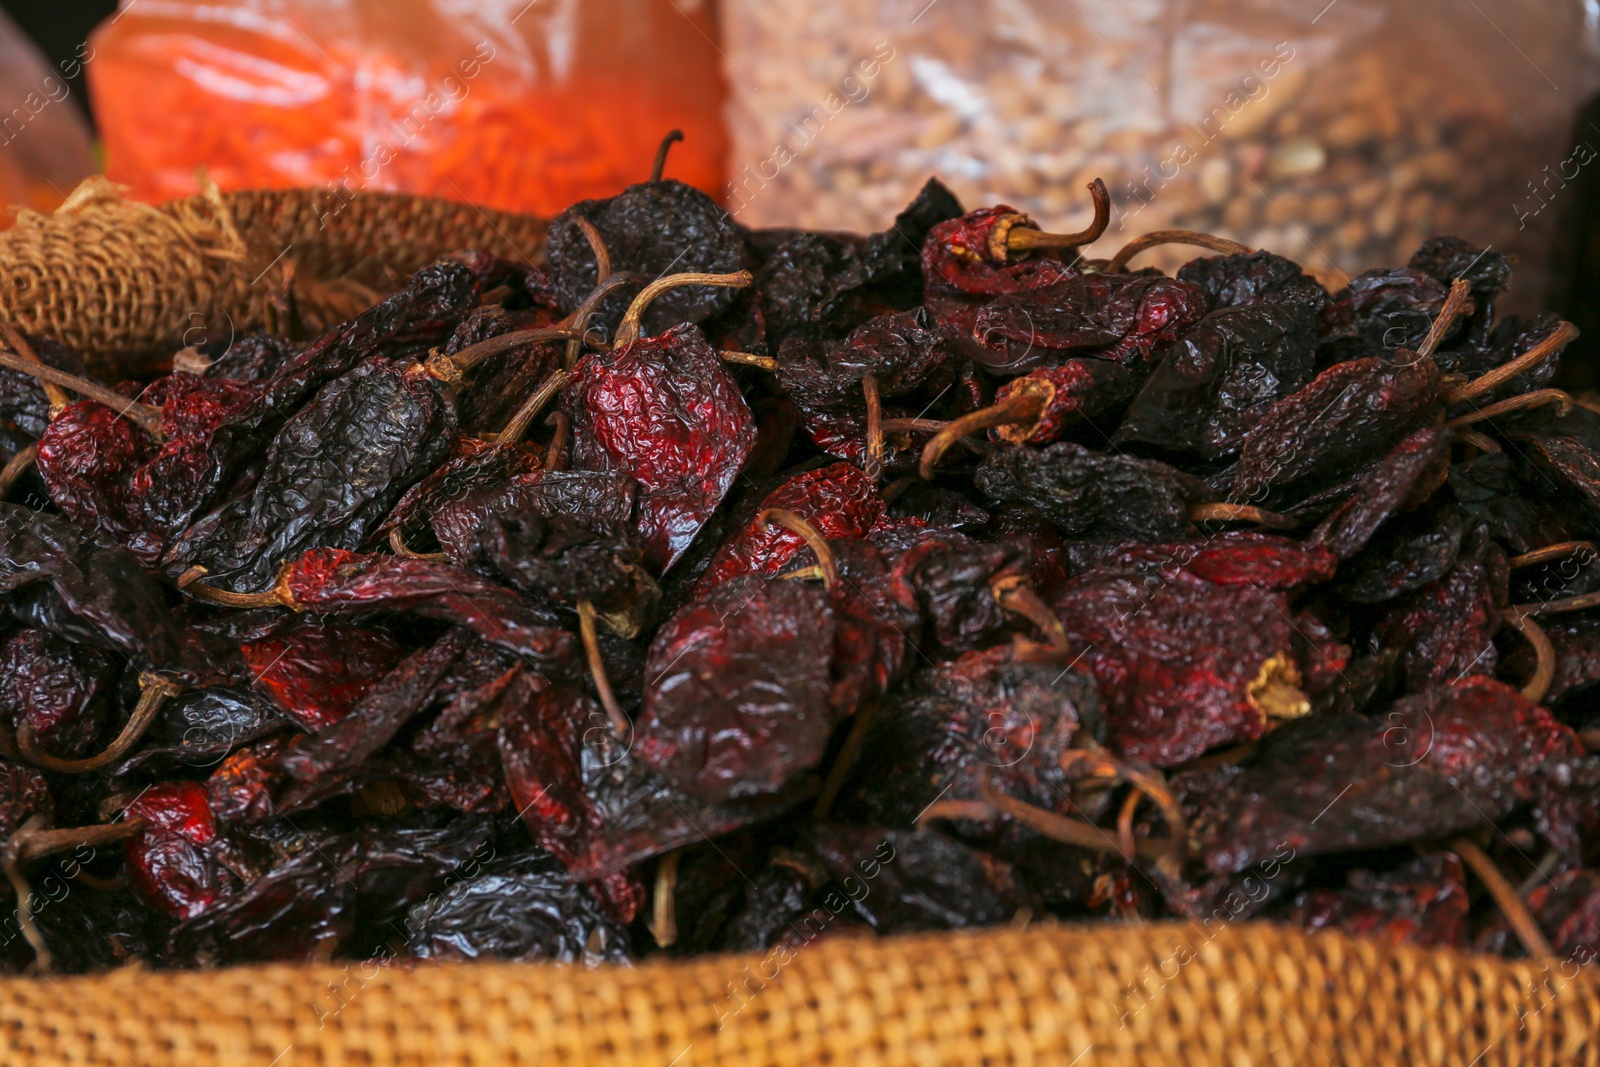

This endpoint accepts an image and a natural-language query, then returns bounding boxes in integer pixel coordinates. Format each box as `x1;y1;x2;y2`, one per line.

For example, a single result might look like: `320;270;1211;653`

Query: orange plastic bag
0;7;95;217
88;0;728;216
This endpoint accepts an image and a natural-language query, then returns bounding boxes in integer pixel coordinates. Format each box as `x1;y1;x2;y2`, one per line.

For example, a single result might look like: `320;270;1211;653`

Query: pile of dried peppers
1;136;1597;975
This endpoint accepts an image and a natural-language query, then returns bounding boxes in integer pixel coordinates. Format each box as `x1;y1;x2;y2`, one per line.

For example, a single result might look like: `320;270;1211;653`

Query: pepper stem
1107;230;1252;273
719;351;779;372
18;673;181;774
1190;502;1298;530
0;443;37;500
1501;608;1555;705
1449;837;1554;958
1509;541;1596;570
862;374;885;480
1454;428;1501;454
920;389;1051;480
575;216;612;283
388;528;447;561
16;819;146;864
545;411;571;470
1003;179;1111;256
613;271;753;348
649;848;681;948
0;351;164;439
650;129;684;183
1416;278;1473;360
3;815;53;972
0;322;70;415
1447;321;1579;404
184;581;288;609
1060;749;1187;866
578;600;631;741
498;369;569;444
1445;389;1572;429
991;575;1068;651
974;769;1175;865
760;508;837;588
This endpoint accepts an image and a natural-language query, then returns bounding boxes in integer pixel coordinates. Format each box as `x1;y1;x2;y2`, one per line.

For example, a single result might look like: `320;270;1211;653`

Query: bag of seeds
721;0;1600;309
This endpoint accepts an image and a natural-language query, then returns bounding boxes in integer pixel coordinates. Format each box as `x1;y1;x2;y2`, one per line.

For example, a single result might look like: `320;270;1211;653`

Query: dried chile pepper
562;320;756;571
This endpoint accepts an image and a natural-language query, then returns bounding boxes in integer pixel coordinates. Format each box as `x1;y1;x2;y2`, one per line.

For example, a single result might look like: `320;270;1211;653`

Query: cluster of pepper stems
1;132;1599;973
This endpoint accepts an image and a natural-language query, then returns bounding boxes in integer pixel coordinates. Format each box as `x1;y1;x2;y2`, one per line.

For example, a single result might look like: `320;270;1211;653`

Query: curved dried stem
991;576;1068;651
1517;589;1600;616
388;527;447;561
719;351;779;372
1117;788;1143;859
1060;749;1187;865
499;369;569;444
575;216;612;283
920;389;1052;480
578;600;631;741
1449;837;1554;958
761;508;837;588
185;581;288;609
1502;609;1555;705
1446;389;1572;428
1004;179;1111;255
1417;278;1473;360
545;411;570;470
650;129;684;183
1447;321;1579;404
649;848;681;948
1190;502;1298;530
430;325;580;380
18;673;181;773
778;564;828;583
614;271;753;348
977;770;1172;864
0;351;163;439
3;815;52;972
862;374;885;481
1454;428;1501;454
0;443;37;500
17;819;147;864
1107;230;1251;273
1510;541;1596;570
879;418;948;436
0;322;69;415
916;798;1000;826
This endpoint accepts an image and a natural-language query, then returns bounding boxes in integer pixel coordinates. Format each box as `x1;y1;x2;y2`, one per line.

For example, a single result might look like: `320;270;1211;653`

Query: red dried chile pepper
1179;677;1585;877
694;462;884;595
835;641;1103;832
1289;853;1470;950
563;320;756;571
123;780;230;920
500;676;810;880
636;575;837;802
241;619;409;732
191;547;577;672
165;359;458;593
1053;568;1311;766
0;630;117;759
971;271;1211;373
1231;355;1446;506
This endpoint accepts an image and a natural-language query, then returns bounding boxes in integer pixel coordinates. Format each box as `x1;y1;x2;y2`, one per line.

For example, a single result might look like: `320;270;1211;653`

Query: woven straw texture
0;178;548;377
3;922;1597;1066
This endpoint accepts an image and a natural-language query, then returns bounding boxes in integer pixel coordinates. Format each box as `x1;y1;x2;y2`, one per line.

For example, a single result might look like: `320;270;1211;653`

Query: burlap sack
2;922;1596;1066
0;178;548;377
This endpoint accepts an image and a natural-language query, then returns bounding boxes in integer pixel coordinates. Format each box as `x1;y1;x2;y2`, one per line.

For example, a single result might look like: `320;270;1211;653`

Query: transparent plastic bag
88;0;728;216
722;0;1600;307
0;7;96;218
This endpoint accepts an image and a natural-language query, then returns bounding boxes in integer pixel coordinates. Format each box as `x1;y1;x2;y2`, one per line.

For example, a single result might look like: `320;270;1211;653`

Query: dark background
2;0;116;123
